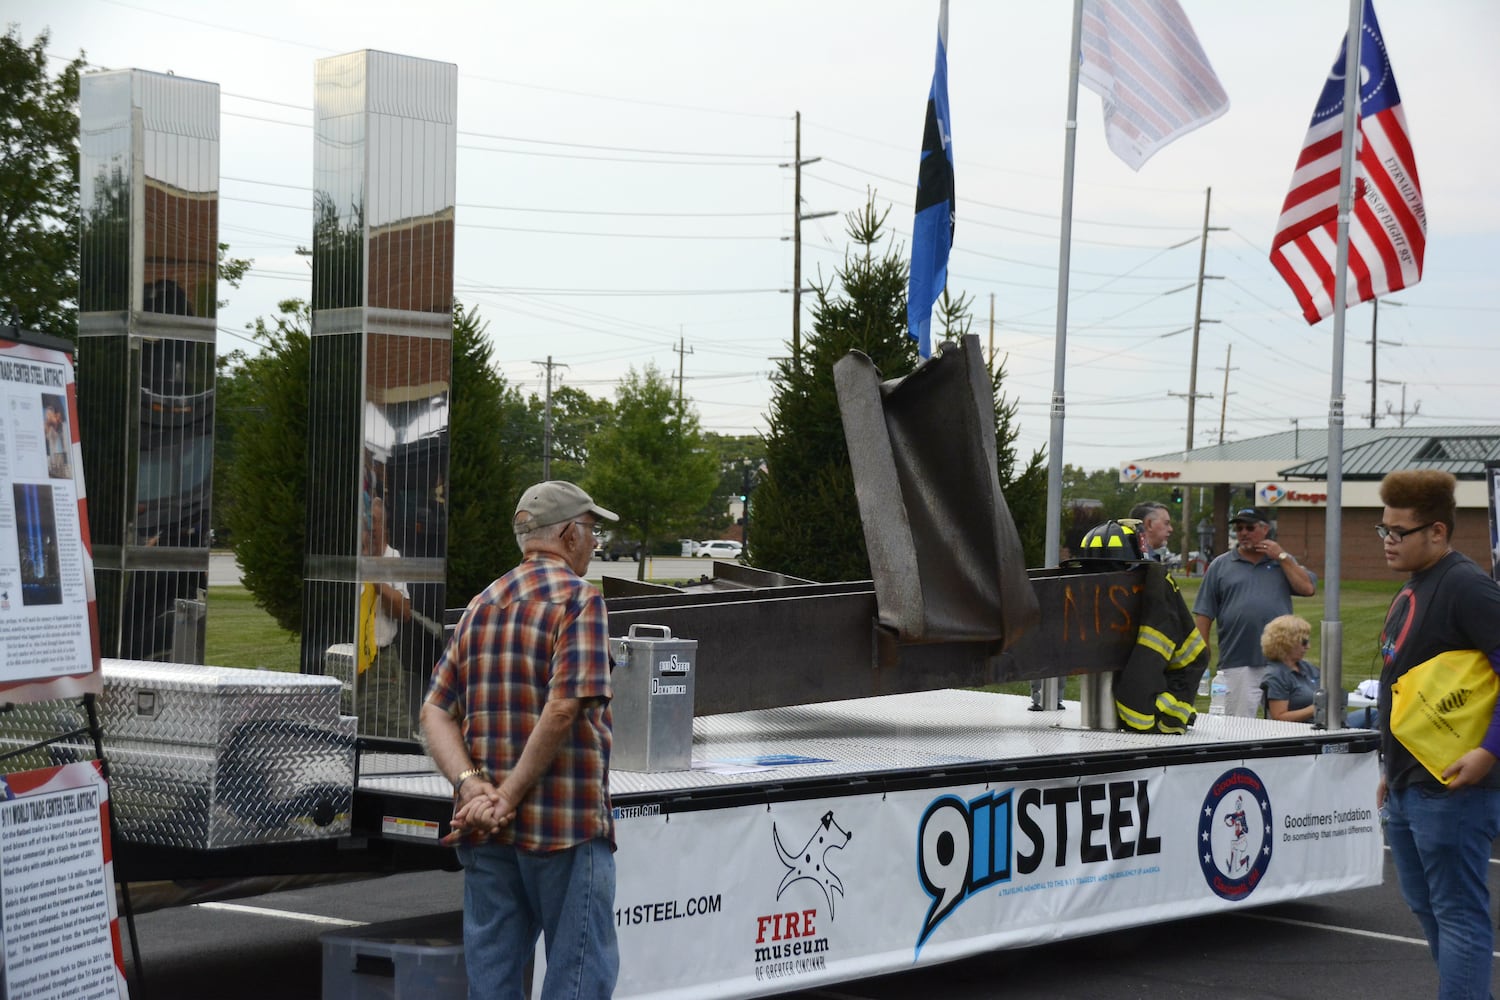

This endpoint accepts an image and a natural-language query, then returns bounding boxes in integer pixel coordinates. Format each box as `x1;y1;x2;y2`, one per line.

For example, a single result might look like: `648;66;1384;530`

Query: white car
695;539;743;559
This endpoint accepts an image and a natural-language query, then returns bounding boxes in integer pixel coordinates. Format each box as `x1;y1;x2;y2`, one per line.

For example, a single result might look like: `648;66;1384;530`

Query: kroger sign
1119;464;1182;483
1257;482;1329;507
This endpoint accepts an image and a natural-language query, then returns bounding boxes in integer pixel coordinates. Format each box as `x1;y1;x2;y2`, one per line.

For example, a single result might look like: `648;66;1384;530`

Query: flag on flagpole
1078;0;1229;171
907;0;954;360
1270;0;1425;324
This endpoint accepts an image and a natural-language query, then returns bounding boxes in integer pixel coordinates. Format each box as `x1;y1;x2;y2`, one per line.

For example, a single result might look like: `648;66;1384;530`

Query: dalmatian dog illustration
773;810;853;917
1223;793;1251;875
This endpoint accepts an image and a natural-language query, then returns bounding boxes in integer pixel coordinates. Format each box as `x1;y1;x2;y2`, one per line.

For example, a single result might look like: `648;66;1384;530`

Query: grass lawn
205;586;301;672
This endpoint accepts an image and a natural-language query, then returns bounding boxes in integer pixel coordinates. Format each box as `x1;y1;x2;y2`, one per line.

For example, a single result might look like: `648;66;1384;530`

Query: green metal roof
1138;425;1500;478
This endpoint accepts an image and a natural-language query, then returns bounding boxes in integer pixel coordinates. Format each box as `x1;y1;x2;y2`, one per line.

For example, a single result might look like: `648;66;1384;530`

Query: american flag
1078;0;1229;171
1270;0;1425;325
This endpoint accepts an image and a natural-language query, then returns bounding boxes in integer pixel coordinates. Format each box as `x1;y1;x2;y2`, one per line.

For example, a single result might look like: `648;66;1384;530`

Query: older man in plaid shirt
422;480;619;999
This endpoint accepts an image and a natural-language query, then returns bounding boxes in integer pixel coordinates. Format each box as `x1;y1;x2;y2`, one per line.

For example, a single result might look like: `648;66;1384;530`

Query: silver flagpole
1036;0;1086;714
1316;0;1364;729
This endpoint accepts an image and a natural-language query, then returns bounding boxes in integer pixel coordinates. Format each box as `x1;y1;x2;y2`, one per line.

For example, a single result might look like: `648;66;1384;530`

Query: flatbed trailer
358;689;1382;999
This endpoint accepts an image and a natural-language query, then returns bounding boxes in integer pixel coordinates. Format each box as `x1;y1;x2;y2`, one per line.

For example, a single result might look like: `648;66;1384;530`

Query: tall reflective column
77;70;219;663
307;51;455;740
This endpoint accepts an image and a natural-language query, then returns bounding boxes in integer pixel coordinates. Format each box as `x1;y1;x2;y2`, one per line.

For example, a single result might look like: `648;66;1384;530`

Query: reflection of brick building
143;178;219;318
368;212;454;314
367;334;451;400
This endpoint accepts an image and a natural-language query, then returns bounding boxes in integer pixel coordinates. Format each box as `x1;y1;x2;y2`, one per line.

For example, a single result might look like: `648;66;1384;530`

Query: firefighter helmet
1076;520;1144;562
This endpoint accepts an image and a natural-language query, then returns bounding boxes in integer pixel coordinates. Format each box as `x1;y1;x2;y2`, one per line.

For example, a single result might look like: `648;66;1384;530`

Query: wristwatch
454;766;487;792
1277;552;1291;562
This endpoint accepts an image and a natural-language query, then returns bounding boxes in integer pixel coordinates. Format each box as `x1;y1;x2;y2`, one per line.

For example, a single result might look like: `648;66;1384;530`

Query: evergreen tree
224;301;311;631
447;302;531;600
753;197;1045;581
752;199;914;582
224;300;526;628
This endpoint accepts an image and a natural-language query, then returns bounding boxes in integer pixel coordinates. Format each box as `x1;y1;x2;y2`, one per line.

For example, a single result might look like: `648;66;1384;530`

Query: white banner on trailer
606;750;1381;998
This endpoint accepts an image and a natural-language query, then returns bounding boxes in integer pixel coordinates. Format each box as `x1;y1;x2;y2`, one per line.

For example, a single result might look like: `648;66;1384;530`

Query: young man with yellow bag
1376;469;1500;1000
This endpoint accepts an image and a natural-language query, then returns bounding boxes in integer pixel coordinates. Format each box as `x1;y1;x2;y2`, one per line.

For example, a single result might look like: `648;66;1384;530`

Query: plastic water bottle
1197;668;1211;699
1209;670;1229;716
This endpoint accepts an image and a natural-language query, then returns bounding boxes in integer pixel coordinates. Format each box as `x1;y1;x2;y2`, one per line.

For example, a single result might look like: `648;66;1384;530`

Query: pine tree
752;196;1045;581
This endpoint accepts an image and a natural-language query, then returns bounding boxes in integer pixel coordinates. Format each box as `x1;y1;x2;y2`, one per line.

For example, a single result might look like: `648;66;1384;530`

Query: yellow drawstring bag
356;582;378;675
1390;649;1499;783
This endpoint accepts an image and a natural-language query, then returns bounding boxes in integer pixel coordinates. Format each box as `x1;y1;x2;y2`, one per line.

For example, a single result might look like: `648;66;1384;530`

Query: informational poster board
0;337;99;703
0;761;126;999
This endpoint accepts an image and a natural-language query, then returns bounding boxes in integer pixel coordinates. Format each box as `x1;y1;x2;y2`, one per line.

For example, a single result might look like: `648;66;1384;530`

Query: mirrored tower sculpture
308;51;456;740
78;69;219;663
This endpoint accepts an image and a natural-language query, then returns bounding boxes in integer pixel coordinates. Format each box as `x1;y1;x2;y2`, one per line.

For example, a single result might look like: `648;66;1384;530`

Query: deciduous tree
0;28;84;338
583;365;719;580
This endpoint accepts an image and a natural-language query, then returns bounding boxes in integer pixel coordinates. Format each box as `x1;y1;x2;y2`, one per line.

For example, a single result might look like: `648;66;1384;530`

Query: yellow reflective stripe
1169;631;1207;670
1136;626;1174;662
1156;692;1193;724
1117;700;1156;732
1157;717;1187;735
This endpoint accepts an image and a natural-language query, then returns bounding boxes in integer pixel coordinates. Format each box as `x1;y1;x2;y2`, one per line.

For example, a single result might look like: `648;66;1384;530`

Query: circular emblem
1121;464;1142;482
1198;767;1273;901
1259;483;1286;505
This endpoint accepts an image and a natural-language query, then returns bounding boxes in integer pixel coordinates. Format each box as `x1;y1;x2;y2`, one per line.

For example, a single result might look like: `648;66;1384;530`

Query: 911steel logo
1198;767;1273;901
916;779;1160;952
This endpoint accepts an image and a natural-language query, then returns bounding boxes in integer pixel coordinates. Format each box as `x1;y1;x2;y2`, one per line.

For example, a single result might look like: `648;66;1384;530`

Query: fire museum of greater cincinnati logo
1198;766;1273;901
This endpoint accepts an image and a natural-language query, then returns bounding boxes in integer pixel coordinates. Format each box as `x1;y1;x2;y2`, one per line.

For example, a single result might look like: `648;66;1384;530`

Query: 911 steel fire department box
609;624;696;772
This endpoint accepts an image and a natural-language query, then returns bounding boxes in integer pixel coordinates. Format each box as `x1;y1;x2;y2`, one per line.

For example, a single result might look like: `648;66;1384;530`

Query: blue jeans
456;838;618;1000
1385;782;1500;1000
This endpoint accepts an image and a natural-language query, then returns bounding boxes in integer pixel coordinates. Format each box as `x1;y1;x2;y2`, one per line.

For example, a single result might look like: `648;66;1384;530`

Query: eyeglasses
571;521;604;538
1232;523;1262;532
1375;522;1433;542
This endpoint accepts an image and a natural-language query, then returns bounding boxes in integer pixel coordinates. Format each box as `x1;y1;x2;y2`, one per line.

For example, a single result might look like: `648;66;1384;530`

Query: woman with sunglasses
1261;614;1319;723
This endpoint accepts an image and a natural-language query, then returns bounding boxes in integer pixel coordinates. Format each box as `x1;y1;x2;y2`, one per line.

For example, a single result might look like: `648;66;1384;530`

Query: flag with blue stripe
907;0;955;359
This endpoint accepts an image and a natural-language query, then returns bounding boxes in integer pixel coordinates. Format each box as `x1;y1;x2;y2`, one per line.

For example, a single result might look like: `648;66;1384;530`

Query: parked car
593;534;643;561
695;539;743;560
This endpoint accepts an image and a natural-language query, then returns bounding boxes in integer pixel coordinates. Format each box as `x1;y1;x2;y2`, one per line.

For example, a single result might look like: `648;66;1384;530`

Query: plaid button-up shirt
428;553;614;852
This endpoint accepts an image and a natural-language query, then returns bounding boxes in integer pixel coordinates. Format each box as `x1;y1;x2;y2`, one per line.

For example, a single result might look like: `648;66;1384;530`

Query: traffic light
1171;487;1182;505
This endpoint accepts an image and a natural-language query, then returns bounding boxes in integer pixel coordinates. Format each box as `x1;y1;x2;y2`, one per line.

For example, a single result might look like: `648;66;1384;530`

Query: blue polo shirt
1193;550;1315;668
1265;659;1320;712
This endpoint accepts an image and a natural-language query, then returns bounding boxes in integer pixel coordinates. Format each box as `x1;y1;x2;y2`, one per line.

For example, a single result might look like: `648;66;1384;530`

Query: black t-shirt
1379;551;1500;789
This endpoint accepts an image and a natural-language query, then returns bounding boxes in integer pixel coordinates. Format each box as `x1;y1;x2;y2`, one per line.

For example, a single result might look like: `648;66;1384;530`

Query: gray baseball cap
513;481;618;533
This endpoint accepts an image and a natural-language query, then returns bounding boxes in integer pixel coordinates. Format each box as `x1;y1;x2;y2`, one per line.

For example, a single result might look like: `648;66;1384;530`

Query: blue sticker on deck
717;754;835;767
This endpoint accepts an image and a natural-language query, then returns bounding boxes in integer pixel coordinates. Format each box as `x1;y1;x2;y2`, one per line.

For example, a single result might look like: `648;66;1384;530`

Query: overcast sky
12;0;1499;471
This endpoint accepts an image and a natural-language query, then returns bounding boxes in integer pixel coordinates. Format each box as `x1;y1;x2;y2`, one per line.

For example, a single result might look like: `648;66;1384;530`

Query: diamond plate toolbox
0;659;356;849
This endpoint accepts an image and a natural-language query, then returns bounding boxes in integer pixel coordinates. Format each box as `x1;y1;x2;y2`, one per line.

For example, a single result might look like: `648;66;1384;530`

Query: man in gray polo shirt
1192;507;1317;716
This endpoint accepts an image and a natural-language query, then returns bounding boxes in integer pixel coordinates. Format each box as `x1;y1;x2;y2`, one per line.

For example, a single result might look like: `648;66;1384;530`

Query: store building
1121;425;1500;581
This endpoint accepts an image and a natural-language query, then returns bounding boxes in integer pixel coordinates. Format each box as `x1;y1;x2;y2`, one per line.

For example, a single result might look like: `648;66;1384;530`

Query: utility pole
539;355;561;480
780;111;834;371
1367;298;1404;427
1383;383;1421;427
672;332;693;421
1172;187;1227;568
1216;343;1236;445
988;292;996;368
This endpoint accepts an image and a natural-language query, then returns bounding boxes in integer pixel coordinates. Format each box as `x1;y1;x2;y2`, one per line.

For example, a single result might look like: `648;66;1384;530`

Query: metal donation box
609;624;696;772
